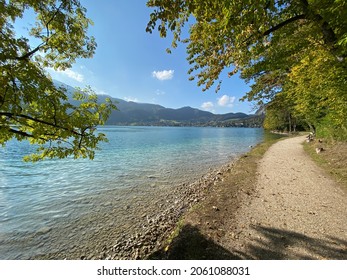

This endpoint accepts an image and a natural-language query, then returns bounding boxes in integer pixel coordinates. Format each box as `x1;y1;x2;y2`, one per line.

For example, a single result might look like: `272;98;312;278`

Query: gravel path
222;136;347;259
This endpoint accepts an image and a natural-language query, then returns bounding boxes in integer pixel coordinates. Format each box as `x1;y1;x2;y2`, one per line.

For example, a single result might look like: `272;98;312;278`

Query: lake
0;126;264;259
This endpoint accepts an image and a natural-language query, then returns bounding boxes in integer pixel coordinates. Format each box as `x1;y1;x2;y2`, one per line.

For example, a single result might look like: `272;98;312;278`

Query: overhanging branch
11;2;64;61
0;112;82;136
14;43;44;61
263;14;307;36
242;14;307;46
299;0;337;45
5;127;34;138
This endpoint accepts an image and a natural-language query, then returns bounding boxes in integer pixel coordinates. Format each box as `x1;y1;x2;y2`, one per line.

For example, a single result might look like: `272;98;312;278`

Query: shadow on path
148;224;347;260
149;224;240;260
234;225;347;260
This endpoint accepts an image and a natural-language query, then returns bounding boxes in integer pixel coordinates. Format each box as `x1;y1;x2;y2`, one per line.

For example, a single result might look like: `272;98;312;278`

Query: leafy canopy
1;0;116;161
146;0;347;139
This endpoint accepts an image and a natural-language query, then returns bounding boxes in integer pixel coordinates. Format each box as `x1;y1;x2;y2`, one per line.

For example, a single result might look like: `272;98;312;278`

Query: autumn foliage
146;0;347;139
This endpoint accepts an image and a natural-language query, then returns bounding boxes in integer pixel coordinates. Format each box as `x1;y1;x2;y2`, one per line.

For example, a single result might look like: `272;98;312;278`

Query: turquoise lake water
0;126;264;259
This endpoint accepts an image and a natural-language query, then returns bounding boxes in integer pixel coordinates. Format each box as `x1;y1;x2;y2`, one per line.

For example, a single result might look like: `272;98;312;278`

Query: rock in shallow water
37;227;52;235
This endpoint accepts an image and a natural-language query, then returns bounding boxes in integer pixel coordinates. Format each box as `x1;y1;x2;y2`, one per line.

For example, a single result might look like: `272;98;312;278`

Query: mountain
105;101;257;126
53;80;263;127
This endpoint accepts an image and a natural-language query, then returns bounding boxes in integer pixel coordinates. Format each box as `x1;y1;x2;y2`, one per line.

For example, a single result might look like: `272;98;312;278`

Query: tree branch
13;2;64;61
14;43;45;61
300;0;309;7
4;127;35;139
299;0;337;45
1;126;67;143
0;112;82;136
242;14;307;46
263;14;307;36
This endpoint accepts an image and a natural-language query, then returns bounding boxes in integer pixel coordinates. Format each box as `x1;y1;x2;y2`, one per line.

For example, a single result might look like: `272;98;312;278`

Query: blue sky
39;1;255;114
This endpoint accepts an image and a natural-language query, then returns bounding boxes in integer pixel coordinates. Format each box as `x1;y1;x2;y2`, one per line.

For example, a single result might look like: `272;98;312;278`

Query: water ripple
0;126;263;259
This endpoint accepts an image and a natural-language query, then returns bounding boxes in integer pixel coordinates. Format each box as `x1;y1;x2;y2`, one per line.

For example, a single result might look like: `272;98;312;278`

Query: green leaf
1;0;116;161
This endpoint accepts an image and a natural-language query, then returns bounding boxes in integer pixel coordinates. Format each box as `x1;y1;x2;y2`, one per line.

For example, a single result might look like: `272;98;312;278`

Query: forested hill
105;100;262;127
55;80;263;127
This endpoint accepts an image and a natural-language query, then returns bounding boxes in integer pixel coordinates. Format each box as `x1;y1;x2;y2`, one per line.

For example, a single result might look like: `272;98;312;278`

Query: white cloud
93;88;109;96
124;96;139;102
152;70;174;80
63;69;84;82
201;101;214;111
217;95;236;107
48;67;84;83
201;95;236;112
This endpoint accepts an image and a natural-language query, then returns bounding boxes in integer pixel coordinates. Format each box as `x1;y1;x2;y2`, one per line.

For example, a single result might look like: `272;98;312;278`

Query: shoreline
89;158;241;260
33;133;281;260
93;142;269;260
31;154;244;260
145;138;274;260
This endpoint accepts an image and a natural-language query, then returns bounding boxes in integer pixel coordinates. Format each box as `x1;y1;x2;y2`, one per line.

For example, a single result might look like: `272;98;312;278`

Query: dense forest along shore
157;136;347;259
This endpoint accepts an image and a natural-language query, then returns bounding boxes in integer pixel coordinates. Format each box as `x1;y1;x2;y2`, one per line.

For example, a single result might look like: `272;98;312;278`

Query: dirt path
220;135;347;259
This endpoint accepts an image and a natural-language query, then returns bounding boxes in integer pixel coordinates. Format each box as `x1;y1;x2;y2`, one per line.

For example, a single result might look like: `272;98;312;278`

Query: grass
303;138;347;189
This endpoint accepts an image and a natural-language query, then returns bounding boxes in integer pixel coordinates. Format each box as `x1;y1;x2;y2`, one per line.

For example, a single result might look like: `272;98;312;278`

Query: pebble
37;227;52;235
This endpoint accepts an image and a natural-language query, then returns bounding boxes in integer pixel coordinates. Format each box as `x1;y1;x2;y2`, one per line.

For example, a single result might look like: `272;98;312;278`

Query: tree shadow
148;224;347;260
234;225;347;260
148;224;242;260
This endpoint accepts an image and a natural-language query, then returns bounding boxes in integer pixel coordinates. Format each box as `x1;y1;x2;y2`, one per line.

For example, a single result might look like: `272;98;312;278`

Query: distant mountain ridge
54;80;264;127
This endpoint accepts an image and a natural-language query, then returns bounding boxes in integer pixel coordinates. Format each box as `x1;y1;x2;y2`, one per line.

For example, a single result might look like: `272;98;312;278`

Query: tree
146;0;347;139
1;0;116;161
285;46;347;139
263;91;307;133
